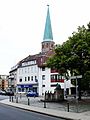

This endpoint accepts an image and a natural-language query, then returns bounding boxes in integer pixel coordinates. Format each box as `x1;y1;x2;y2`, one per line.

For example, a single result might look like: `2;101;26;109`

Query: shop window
22;88;24;92
18;88;21;92
31;76;33;81
28;76;30;81
25;77;27;81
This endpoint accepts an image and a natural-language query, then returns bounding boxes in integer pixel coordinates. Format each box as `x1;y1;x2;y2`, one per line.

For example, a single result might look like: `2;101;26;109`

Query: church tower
41;5;55;53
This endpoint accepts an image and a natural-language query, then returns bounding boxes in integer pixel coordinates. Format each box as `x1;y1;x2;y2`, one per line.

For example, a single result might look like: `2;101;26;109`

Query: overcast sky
0;0;90;74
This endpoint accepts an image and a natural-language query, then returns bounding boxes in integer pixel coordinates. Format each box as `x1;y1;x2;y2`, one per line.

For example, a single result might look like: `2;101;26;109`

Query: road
0;104;65;120
0;95;65;120
0;95;9;100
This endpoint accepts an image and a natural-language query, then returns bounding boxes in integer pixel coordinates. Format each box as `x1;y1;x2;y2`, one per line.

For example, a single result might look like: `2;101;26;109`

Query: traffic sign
70;75;82;79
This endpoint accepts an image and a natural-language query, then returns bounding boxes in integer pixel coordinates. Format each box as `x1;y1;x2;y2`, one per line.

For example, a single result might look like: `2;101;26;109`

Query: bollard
44;101;46;108
20;93;22;99
12;96;13;102
9;96;11;102
28;98;30;105
67;102;69;112
76;99;78;113
16;97;18;103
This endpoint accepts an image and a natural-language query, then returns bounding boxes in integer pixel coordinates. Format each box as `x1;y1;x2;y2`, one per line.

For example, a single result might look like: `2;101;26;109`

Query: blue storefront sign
17;84;33;88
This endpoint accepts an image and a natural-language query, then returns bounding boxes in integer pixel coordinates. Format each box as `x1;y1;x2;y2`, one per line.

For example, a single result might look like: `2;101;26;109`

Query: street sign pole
70;75;82;113
76;76;78;112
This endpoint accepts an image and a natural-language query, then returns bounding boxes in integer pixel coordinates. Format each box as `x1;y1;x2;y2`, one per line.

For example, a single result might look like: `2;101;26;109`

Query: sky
0;0;90;75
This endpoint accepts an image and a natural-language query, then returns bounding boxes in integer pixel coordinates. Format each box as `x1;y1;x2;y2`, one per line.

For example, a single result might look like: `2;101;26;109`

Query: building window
35;76;38;82
22;69;23;74
42;44;44;48
18;88;21;92
19;69;21;74
58;74;62;80
51;44;53;48
31;67;33;73
31;76;33;81
19;78;22;82
25;68;27;73
34;66;37;72
51;74;64;82
28;76;30;81
42;75;45;80
46;43;48;47
51;75;55;80
42;67;45;71
51;74;57;80
35;76;37;80
25;77;27;81
28;67;30;73
42;85;45;87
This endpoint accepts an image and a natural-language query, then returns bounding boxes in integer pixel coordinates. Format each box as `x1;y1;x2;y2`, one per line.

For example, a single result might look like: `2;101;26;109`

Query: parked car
5;91;14;96
0;90;6;95
26;91;38;97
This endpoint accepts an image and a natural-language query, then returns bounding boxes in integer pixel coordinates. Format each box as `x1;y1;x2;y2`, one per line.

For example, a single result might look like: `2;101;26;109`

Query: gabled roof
17;50;54;68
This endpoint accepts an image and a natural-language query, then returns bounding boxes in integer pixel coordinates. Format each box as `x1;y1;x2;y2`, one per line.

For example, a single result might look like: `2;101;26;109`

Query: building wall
16;62;39;93
9;70;17;92
13;61;72;96
38;67;51;96
42;41;55;53
0;75;9;90
17;65;38;84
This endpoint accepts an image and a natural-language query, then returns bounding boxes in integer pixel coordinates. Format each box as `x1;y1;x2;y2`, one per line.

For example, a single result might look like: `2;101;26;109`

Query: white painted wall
38;67;51;96
17;64;38;85
15;62;73;96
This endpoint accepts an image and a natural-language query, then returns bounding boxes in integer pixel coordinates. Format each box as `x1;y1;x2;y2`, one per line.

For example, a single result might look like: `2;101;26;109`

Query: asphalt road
0;95;65;120
0;95;9;100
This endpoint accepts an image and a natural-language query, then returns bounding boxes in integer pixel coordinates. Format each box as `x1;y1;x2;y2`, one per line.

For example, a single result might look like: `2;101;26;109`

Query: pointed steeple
43;5;53;41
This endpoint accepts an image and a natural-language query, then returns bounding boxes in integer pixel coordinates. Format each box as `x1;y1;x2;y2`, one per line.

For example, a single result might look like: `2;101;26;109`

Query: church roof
43;5;53;41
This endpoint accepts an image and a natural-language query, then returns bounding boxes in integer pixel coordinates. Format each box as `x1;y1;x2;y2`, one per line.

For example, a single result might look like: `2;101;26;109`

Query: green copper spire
43;5;53;41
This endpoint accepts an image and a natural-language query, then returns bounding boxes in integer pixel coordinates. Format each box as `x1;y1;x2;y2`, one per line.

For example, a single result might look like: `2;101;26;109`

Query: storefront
17;84;38;93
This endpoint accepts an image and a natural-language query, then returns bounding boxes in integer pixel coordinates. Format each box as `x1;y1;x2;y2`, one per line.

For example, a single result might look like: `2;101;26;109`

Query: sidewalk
0;98;90;120
8;95;90;113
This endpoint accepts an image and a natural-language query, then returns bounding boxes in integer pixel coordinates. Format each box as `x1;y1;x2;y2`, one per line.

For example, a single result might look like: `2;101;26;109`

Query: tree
47;23;90;100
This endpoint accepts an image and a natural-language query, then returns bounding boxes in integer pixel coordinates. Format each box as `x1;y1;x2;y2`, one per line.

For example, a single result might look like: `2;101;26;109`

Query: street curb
0;100;80;120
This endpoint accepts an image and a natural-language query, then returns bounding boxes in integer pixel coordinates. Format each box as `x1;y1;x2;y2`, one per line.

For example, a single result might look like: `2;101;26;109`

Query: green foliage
47;22;90;91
